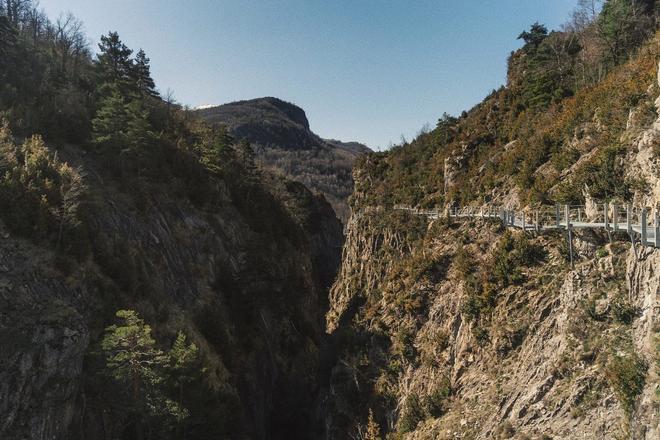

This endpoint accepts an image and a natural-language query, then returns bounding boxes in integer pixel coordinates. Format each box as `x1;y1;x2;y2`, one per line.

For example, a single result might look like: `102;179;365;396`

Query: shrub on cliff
604;349;647;417
0;120;87;248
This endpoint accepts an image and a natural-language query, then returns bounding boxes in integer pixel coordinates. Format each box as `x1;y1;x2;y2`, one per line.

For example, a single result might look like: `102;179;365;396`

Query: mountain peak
193;97;370;222
194;96;311;131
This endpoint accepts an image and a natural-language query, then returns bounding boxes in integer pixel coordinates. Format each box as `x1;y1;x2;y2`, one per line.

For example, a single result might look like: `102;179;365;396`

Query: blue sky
40;0;579;150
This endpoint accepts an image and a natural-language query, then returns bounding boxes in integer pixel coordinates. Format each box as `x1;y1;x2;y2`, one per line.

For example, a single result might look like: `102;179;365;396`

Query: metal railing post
604;202;609;230
627;204;632;235
535;210;540;232
556;204;560;229
612;204;618;232
640;208;647;245
565;205;571;229
655;210;660;248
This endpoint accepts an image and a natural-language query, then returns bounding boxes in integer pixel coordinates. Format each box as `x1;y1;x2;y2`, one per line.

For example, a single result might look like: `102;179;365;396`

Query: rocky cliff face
323;63;660;440
0;143;343;439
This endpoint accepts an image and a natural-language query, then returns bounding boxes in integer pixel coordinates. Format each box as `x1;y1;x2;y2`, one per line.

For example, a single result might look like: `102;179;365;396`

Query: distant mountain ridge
193;97;370;221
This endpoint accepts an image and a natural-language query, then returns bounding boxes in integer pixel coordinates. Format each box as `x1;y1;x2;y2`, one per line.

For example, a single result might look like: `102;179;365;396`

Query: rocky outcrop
0;151;343;439
0;237;89;440
326;200;657;439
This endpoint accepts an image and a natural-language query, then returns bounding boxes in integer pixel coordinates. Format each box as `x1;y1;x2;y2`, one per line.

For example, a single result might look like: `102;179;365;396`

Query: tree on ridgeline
1;0;31;24
517;22;548;47
133;49;159;98
0;15;18;101
93;32;160;157
596;0;656;64
96;31;134;96
0;15;18;62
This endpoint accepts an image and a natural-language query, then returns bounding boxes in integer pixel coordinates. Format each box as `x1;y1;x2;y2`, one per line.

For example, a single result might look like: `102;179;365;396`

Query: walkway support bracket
641;208;647;246
655;210;660;248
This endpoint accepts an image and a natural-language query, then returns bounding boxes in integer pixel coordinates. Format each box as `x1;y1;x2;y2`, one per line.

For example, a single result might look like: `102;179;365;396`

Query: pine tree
102;310;167;440
168;331;200;438
132;49;159;97
125;98;155;150
238;138;256;172
96;31;133;95
200;125;234;174
91;83;128;151
517;22;548;47
597;0;652;64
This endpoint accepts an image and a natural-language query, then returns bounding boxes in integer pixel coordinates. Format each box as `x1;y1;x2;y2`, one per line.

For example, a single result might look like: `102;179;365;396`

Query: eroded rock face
326;203;657;439
627;248;659;440
0;163;343;439
324;63;660;440
443;143;471;200
0;238;89;440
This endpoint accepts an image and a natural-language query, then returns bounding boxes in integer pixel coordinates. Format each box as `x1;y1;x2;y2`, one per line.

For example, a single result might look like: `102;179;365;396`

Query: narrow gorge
0;1;659;439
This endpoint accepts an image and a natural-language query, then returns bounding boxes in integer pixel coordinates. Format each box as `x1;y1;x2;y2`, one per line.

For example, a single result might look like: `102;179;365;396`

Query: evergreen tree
96;31;133;94
517;22;548;47
125;98;155;150
91;83;128;151
238;138;256;172
597;0;653;64
200;125;234;174
132;49;159;97
168;331;200;438
102;310;167;440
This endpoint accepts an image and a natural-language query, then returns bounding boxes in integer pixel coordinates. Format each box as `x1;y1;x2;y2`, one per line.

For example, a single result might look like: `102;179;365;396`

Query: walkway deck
394;204;659;249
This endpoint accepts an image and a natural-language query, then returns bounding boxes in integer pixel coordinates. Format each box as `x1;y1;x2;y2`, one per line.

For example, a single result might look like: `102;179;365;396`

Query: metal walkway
394;203;660;249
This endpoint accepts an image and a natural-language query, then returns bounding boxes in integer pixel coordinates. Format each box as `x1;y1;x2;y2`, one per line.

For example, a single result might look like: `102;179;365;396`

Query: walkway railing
393;203;660;249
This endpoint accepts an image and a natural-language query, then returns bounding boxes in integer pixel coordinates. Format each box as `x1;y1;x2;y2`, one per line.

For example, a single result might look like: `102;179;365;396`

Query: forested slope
0;2;343;439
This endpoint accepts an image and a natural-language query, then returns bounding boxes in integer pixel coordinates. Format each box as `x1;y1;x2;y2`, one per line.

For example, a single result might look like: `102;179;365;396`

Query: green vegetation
398;393;424;433
1;3;342;439
398;379;452;433
356;1;658;209
610;293;639;325
101;310;201;440
0;123;86;249
604;349;647;417
0;1;276;248
461;231;546;326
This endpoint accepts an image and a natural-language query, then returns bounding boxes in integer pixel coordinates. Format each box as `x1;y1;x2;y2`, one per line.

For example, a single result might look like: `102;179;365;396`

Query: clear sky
39;0;579;150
